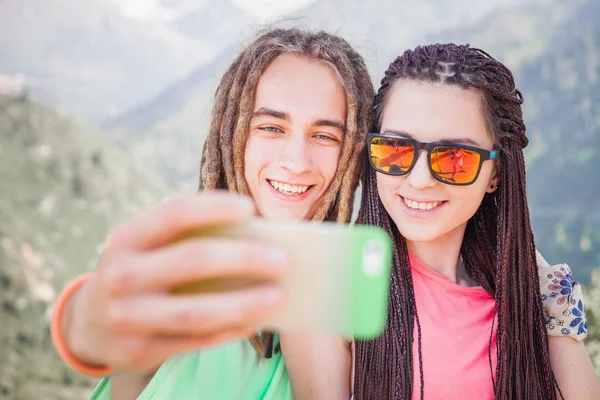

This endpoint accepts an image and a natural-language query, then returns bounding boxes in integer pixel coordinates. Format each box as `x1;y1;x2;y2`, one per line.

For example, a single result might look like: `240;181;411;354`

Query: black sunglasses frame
366;132;501;186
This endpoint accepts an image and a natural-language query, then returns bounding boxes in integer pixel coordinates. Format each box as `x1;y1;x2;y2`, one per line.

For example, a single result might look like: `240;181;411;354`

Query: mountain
518;0;600;284
0;93;168;399
584;270;600;376
288;0;545;78
104;48;241;191
0;0;252;126
424;0;581;70
168;0;252;43
104;0;548;191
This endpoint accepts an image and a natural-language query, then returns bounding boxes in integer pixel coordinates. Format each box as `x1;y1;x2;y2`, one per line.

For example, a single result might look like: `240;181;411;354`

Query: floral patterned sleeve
538;263;588;341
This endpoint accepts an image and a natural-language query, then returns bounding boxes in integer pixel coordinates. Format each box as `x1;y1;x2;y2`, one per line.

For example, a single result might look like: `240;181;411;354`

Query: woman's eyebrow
383;129;480;146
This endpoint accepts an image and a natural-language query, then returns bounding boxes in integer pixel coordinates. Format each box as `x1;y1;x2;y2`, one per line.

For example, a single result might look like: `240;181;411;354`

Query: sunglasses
366;133;501;186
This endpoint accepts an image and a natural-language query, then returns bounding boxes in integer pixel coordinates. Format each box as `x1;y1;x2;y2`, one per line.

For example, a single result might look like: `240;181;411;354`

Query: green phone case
173;218;392;339
345;225;392;338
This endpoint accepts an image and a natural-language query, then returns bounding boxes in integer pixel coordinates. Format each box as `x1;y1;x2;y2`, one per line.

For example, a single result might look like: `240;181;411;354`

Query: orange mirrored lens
370;137;415;174
430;146;481;184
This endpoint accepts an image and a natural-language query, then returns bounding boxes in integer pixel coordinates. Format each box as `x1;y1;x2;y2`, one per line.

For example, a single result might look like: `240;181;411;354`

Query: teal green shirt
89;335;291;400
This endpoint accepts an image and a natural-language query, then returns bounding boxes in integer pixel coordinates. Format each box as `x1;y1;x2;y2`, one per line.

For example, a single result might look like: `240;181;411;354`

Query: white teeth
404;198;440;211
269;180;310;195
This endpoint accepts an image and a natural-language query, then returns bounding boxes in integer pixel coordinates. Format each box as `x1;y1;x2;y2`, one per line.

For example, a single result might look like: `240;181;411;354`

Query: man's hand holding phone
63;191;287;373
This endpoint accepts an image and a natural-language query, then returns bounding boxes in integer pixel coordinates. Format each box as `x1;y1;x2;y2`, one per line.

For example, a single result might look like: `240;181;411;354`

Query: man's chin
259;207;308;222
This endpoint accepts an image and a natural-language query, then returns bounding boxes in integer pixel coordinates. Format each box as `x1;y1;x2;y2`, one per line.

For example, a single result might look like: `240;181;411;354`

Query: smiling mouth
268;180;314;195
401;196;445;211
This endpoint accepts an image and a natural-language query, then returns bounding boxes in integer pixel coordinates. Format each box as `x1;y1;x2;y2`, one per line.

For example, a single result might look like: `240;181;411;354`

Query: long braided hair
198;27;374;356
354;44;559;399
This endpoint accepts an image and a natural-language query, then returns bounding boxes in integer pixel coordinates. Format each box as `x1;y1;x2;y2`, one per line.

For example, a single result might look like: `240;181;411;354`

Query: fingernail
266;248;287;266
263;287;282;304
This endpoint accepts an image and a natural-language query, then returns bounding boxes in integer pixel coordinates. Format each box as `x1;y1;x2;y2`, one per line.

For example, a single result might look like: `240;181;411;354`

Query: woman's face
244;54;347;221
375;80;499;246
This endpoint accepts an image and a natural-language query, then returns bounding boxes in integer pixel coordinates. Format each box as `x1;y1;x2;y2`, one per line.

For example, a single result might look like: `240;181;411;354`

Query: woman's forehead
381;80;491;147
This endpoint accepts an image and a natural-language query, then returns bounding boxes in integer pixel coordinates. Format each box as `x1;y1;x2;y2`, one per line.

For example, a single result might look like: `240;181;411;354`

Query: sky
108;0;317;21
233;0;316;16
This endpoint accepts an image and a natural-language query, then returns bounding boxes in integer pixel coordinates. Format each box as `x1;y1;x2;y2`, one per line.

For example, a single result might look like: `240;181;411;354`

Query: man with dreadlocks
352;43;599;399
50;28;374;399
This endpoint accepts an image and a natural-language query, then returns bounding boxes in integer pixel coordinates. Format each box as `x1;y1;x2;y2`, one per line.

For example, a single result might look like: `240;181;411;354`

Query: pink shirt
410;253;498;400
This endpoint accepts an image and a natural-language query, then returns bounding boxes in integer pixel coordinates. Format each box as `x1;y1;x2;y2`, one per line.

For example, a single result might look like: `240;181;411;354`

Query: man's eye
260;126;283;133
315;134;337;142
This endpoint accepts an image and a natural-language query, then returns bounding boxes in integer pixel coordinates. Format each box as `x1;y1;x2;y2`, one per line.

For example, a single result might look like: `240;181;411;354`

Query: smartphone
171;218;392;339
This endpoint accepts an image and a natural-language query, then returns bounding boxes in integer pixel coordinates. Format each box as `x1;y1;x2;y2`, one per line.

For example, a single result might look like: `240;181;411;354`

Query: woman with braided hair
352;43;599;399
50;27;374;399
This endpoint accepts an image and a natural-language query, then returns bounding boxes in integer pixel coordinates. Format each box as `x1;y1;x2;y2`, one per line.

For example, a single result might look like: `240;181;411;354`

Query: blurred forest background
1;0;599;398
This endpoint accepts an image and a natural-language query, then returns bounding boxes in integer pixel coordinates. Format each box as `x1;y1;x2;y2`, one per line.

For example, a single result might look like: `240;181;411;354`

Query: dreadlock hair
354;43;560;399
197;27;375;357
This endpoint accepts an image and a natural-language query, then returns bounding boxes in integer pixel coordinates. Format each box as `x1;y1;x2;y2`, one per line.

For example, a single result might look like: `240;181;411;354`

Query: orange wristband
51;272;115;377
